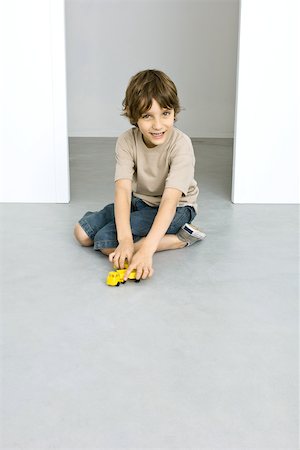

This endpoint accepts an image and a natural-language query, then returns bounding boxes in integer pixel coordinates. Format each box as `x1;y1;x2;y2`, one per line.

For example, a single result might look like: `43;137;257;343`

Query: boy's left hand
124;249;154;281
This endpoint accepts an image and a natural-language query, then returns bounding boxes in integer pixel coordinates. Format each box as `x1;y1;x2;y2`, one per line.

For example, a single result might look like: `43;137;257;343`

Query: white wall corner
0;0;70;203
50;0;70;203
232;0;300;204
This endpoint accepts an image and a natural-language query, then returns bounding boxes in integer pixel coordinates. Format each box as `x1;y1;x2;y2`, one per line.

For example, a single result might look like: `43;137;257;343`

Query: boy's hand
109;238;134;269
124;249;154;281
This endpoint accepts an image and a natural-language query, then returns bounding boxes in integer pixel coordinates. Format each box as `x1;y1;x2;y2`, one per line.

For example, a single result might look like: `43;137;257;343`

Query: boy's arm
124;187;182;280
108;179;133;268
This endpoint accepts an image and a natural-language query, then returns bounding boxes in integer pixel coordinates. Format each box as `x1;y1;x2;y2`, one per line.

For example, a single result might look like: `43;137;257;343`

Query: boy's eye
141;110;172;120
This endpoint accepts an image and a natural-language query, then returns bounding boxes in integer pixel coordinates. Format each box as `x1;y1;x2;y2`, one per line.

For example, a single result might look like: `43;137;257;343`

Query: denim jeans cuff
78;218;95;239
94;240;119;250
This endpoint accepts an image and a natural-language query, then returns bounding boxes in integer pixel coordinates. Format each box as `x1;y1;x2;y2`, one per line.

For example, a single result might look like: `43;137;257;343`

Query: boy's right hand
108;238;134;269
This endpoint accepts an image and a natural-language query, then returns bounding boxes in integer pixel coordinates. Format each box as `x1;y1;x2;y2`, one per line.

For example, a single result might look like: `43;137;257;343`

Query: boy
74;69;206;281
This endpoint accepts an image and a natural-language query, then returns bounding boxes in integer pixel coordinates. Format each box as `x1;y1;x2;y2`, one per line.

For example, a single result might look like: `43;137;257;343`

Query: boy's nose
152;118;162;130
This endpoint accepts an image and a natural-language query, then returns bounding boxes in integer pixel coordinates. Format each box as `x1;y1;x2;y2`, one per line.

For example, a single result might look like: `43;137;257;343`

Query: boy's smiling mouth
150;131;165;137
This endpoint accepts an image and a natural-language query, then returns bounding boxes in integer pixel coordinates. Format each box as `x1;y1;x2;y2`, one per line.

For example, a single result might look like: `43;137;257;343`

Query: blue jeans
78;196;196;250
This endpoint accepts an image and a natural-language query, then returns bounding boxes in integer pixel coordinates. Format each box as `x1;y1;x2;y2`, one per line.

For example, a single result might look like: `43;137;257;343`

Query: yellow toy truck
106;267;140;286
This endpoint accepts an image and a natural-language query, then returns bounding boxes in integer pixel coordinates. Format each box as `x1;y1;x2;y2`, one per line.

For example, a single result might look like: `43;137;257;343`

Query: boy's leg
84;200;203;254
78;197;145;252
129;203;199;252
100;227;206;256
134;234;186;252
74;203;115;246
91;198;180;253
101;227;205;255
100;247;116;256
134;224;206;253
74;223;93;246
99;235;186;256
93;199;157;253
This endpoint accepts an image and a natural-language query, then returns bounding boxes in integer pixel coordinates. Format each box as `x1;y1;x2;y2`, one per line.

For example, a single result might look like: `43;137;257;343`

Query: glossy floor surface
1;138;299;449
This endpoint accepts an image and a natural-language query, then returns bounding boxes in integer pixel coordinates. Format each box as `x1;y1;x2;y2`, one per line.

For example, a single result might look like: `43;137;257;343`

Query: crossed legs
73;223;185;255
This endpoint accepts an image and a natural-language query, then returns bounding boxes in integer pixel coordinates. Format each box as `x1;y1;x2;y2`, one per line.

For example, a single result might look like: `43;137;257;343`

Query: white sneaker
177;223;206;246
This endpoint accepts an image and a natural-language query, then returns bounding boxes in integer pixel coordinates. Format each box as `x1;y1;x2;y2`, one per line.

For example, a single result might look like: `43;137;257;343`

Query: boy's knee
74;223;93;247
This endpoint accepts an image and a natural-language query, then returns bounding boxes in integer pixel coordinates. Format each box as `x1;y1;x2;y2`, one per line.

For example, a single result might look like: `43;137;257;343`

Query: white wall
0;0;70;203
65;0;239;138
232;0;300;203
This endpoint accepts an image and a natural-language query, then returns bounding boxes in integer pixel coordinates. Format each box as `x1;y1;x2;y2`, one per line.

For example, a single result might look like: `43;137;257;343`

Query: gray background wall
65;0;239;138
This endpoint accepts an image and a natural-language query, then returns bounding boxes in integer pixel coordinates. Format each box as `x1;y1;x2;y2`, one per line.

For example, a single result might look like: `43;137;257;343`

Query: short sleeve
114;134;135;182
165;137;195;195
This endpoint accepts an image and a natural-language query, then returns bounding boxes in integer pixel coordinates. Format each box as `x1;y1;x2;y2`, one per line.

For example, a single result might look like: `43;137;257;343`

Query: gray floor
1;137;299;450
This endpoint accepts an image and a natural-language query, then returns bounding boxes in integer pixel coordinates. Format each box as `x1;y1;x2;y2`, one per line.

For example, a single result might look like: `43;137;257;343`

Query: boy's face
137;98;175;148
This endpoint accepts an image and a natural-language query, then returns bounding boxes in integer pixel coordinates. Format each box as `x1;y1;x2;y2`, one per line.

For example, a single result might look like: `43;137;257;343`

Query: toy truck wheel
135;279;141;283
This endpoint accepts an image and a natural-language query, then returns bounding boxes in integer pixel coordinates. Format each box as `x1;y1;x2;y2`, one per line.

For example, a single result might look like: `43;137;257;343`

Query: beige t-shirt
114;127;199;210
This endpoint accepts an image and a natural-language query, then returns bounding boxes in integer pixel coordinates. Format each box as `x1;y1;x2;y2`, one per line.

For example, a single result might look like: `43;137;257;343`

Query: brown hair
122;69;181;126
